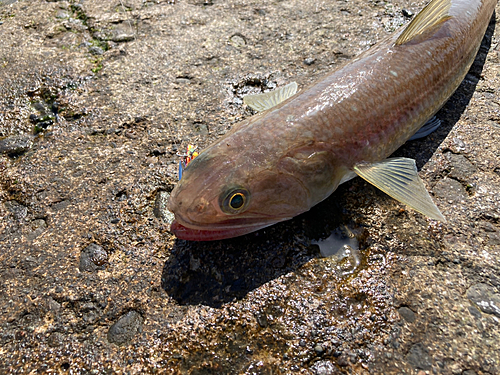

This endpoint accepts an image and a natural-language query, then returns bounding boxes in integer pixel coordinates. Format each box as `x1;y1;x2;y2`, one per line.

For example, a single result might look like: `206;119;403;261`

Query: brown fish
167;0;497;241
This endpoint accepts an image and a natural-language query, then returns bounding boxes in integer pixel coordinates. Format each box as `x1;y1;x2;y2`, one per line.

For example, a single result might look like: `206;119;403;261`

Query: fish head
167;144;313;241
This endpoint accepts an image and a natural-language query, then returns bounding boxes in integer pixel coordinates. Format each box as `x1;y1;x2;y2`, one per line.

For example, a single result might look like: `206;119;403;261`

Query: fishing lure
177;144;198;180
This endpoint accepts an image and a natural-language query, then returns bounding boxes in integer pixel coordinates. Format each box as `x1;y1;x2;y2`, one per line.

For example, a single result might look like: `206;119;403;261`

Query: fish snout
168;190;219;225
185;196;219;223
192;197;211;214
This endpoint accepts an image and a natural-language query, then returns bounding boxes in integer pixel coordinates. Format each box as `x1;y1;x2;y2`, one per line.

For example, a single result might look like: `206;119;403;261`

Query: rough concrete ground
0;0;499;374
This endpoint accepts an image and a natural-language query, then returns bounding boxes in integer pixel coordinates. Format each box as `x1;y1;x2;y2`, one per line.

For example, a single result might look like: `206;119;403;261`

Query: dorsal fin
243;82;298;112
395;0;452;46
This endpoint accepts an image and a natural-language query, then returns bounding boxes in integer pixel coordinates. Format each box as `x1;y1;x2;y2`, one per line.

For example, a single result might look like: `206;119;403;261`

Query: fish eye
229;193;244;209
220;187;250;214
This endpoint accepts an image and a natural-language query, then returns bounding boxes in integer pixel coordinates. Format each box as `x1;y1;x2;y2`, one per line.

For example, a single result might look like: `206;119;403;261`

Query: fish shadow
395;12;496;167
161;14;496;308
160;221;318;308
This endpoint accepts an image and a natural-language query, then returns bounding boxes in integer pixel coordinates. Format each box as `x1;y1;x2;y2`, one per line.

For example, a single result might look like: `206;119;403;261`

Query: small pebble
79;243;108;272
5;200;28;220
255;312;268;328
467;305;482;319
445;152;477;181
55;10;70;19
229;34;246;47
337;353;349;367
107;311;143;346
47;332;64;347
466;283;500;317
314;343;325;355
111;27;135;42
402;9;413;18
0;135;34;156
89;46;104;55
311;360;336;375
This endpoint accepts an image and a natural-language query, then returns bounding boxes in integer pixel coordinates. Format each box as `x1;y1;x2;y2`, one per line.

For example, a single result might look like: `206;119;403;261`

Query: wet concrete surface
0;0;499;374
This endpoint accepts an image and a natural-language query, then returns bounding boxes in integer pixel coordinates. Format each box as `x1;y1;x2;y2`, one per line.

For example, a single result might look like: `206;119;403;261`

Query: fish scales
168;0;497;241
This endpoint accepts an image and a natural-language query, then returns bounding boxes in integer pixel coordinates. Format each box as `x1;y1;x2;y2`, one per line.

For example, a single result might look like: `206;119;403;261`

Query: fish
167;0;497;241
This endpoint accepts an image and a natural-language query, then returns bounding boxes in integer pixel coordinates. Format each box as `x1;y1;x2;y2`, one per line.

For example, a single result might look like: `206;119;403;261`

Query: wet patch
311;225;363;275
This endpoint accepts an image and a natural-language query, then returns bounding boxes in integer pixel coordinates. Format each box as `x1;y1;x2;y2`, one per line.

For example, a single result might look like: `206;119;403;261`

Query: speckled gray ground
0;0;499;374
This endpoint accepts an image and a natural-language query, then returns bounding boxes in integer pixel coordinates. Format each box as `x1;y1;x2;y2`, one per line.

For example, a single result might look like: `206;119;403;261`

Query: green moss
90;38;109;51
91;56;104;74
71;5;88;24
33;124;44;134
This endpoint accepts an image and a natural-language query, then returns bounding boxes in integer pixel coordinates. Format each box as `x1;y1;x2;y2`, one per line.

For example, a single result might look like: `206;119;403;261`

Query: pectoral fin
395;0;452;46
354;157;446;221
243;82;298;112
409;116;442;140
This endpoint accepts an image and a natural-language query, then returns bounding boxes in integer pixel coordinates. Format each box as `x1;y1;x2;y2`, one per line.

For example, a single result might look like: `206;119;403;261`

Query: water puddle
311;225;363;275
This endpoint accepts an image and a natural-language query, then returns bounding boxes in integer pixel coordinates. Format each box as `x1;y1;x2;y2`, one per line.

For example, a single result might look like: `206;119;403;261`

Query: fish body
167;0;497;241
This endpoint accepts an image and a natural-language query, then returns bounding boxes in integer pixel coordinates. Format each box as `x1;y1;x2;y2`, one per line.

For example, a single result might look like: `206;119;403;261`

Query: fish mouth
170;214;290;241
170;220;275;241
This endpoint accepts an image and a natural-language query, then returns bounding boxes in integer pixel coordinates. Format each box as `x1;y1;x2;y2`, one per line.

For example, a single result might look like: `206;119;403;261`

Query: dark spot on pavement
406;343;432;370
398;307;416;323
